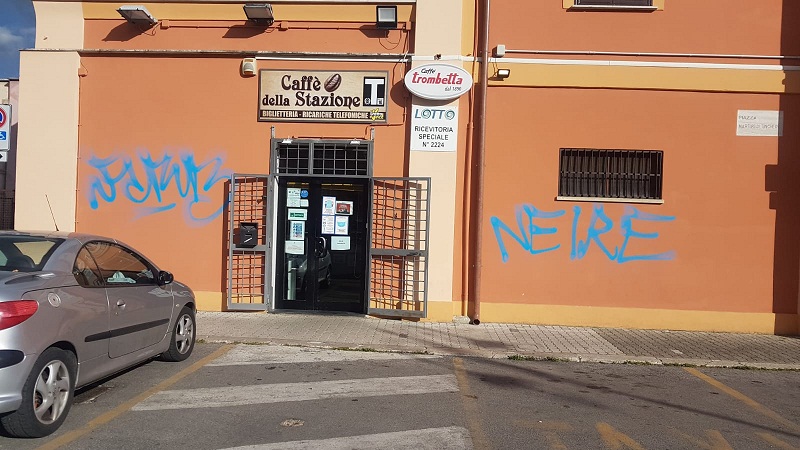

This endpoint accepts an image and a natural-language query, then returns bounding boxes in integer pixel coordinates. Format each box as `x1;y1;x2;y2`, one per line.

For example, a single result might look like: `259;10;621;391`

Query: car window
73;248;104;287
0;236;62;272
86;241;156;286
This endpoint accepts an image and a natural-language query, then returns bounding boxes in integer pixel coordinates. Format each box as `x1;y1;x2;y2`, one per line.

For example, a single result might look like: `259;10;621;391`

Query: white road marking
218;426;473;450
132;374;459;411
207;345;439;367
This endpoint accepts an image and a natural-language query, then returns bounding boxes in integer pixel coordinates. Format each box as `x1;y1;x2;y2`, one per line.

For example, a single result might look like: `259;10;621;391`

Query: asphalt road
2;343;798;449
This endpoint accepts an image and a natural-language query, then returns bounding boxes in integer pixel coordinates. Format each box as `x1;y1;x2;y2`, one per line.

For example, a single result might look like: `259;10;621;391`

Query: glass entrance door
275;177;368;313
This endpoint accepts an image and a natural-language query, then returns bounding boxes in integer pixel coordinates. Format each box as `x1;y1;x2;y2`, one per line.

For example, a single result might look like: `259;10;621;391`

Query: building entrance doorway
225;139;432;318
274;177;369;313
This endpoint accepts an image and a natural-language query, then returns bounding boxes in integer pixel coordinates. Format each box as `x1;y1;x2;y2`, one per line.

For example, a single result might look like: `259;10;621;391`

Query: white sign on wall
404;64;473;101
410;105;458;152
0;105;10;151
737;110;783;137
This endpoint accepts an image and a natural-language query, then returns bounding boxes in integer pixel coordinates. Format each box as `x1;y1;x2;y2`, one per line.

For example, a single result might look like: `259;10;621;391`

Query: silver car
0;231;196;438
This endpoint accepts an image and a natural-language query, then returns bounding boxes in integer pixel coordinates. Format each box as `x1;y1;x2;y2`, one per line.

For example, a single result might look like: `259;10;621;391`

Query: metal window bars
558;148;663;200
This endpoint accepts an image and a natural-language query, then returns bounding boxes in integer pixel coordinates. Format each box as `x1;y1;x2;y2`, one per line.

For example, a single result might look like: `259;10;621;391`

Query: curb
196;335;800;371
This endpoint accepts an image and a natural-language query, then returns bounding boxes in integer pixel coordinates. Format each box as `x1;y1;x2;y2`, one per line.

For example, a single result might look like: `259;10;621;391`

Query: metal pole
470;0;490;325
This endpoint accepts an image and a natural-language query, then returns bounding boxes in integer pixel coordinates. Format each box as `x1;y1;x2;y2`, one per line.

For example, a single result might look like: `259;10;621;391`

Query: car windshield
0;236;63;272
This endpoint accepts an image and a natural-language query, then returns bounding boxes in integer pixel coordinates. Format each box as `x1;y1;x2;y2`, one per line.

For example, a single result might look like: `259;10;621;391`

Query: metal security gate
368;177;430;318
226;174;274;310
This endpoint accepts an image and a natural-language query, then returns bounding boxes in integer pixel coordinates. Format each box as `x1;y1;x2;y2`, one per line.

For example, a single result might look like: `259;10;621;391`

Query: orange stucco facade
15;0;800;334
475;0;800;333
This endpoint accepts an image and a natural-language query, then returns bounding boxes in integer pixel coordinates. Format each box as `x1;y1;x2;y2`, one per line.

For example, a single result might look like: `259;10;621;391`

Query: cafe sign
404;63;473;101
258;70;388;123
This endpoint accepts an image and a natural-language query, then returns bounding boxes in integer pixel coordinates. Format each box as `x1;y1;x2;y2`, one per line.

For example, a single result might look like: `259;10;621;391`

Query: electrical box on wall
238;222;258;248
241;58;257;77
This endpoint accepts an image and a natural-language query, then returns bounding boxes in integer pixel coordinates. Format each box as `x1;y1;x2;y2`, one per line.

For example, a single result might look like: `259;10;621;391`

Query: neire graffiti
86;150;233;226
491;204;676;264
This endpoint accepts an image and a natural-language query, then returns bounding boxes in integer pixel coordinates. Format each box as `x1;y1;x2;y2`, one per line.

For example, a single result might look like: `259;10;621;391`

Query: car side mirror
158;271;174;285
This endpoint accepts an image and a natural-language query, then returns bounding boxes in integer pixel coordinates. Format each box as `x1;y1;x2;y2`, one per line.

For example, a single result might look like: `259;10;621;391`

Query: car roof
0;230;112;242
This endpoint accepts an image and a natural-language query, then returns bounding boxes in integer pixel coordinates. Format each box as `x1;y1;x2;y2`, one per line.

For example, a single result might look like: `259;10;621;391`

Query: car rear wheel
1;347;76;438
159;307;195;362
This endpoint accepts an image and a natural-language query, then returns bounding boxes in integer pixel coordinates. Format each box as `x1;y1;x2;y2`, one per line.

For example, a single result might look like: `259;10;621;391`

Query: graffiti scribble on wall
86;150;233;226
491;204;675;264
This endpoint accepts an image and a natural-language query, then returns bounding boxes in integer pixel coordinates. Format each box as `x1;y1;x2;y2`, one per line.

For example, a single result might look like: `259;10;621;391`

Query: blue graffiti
491;203;676;264
86;150;233;226
490;205;566;263
617;205;676;263
571;204;617;260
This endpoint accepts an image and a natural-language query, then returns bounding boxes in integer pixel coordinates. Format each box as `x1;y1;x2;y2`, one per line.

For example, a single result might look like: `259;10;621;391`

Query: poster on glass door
322;196;336;215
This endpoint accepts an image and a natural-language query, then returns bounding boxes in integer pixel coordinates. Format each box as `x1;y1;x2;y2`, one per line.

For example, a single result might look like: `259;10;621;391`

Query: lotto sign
410;105;458;152
0;105;9;150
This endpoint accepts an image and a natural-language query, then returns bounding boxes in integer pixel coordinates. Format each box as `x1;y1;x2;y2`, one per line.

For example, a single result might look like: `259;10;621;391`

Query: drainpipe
470;0;490;325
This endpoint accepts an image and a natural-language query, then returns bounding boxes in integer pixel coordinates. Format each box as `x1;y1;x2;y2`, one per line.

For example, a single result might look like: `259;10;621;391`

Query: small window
575;0;652;5
73;248;104;287
568;0;660;10
0;236;62;272
86;241;156;286
558;148;664;202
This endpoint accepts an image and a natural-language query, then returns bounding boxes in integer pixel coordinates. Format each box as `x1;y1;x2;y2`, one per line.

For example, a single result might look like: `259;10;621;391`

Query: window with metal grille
312;142;370;176
274;140;371;177
276;142;311;174
558;148;663;201
574;0;653;5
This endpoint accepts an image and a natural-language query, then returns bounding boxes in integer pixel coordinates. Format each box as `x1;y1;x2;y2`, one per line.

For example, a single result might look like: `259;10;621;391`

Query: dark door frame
274;175;370;313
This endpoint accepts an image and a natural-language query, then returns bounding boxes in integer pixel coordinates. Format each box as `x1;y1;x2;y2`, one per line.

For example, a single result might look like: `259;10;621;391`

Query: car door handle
116;300;126;310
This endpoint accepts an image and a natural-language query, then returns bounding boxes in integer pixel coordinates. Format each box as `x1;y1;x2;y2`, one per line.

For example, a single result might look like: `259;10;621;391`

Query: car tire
159;306;196;362
0;347;77;438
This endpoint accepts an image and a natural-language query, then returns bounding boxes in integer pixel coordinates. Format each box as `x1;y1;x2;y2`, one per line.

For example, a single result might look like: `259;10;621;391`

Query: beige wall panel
15;51;80;231
409;0;466;307
33;1;84;49
414;0;462;56
409;148;458;303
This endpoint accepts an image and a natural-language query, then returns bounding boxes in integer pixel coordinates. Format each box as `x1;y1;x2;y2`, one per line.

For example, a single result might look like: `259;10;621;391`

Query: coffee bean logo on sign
324;74;342;92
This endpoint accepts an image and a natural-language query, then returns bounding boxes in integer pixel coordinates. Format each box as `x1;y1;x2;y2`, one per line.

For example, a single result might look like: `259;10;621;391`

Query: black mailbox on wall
238;222;258;248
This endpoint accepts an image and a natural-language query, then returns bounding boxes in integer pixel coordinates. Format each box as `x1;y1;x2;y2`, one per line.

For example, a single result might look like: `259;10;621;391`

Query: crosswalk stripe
218;427;473;450
132;374;459;411
207;344;440;366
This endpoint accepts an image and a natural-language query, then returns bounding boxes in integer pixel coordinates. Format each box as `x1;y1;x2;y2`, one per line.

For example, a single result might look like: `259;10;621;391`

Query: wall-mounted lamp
497;68;511;79
376;5;398;29
117;5;158;27
244;3;275;26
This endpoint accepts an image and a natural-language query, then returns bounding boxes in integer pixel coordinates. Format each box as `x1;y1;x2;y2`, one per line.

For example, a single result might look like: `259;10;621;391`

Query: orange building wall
492;1;797;56
482;88;797;313
478;0;800;332
74;19;412;302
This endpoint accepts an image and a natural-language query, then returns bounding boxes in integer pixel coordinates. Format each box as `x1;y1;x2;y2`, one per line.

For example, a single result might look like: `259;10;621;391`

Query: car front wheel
159;307;196;362
1;347;76;438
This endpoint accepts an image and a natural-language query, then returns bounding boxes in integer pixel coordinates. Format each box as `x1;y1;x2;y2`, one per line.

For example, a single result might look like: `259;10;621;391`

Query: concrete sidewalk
196;311;800;370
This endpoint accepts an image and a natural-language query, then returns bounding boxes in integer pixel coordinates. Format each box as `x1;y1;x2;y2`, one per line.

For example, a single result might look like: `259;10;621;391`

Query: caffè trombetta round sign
404;63;473;101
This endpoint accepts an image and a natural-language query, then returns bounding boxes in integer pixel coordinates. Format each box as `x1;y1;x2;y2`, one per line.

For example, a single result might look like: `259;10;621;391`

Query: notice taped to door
331;236;351;251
